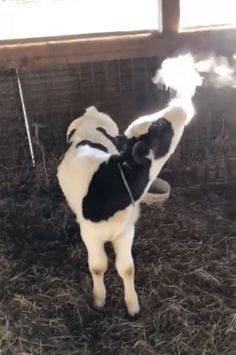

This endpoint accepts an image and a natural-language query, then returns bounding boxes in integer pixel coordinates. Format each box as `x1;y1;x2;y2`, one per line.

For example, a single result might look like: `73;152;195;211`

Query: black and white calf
57;55;202;316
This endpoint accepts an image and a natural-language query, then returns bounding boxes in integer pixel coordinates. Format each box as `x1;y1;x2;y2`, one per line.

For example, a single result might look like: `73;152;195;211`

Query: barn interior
0;1;235;354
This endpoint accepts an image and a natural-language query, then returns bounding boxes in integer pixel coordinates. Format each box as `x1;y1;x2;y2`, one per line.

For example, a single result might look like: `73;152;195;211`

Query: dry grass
0;170;235;355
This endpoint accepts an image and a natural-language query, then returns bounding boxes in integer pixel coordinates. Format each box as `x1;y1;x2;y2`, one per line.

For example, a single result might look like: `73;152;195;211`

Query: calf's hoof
126;300;140;317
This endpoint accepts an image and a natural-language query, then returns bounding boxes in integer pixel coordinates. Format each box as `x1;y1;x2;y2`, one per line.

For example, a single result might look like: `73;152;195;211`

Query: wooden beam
0;32;174;70
162;0;180;33
0;27;236;71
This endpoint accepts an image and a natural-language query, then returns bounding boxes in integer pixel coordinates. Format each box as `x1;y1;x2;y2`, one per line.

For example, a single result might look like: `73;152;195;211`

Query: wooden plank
0;27;236;70
0;32;174;70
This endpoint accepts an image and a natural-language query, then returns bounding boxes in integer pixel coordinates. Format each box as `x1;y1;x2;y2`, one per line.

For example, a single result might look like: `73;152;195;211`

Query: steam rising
153;53;236;98
152;54;202;98
196;55;236;88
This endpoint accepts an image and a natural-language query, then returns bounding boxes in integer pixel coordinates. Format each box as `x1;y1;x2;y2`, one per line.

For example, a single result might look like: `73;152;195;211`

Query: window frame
179;0;236;32
0;0;162;44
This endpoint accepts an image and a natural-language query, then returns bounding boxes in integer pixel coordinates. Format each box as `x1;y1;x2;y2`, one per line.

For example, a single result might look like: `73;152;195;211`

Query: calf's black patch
147;118;174;158
97;127;128;152
82;155;151;222
83;118;174;222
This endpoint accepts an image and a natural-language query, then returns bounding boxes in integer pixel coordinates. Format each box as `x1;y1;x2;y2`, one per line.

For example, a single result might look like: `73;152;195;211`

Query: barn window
180;0;236;31
0;0;161;41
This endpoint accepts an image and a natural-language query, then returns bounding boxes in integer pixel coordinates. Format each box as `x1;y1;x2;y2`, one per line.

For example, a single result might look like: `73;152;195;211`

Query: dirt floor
0;171;235;355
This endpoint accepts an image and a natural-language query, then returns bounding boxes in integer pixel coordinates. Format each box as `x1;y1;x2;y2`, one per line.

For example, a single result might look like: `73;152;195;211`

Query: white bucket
142;177;171;205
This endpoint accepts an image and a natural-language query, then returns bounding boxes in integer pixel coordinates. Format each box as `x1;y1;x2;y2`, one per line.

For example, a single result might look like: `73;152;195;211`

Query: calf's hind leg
82;233;108;308
113;226;140;316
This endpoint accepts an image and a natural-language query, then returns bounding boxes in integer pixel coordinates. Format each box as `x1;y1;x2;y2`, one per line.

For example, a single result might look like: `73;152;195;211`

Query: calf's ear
113;134;128;152
67;128;76;144
132;141;149;165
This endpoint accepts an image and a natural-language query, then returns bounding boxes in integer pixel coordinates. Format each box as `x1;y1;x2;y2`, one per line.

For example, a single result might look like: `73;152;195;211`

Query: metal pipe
15;68;35;166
